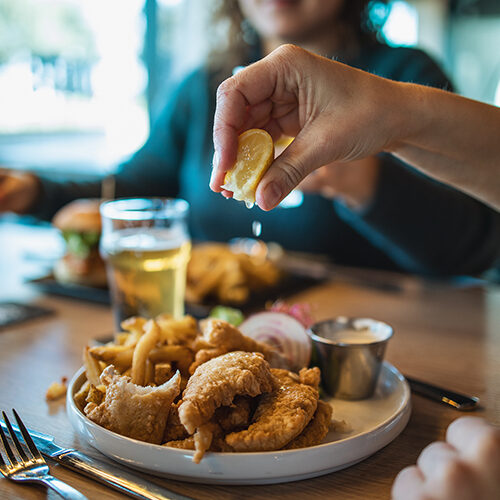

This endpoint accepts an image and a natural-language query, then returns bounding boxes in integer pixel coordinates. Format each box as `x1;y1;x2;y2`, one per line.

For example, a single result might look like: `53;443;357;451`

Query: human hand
211;44;401;210
392;417;500;500
298;156;380;210
0;169;40;213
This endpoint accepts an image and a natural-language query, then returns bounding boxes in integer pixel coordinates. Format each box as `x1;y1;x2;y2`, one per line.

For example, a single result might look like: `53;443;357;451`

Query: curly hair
208;0;388;73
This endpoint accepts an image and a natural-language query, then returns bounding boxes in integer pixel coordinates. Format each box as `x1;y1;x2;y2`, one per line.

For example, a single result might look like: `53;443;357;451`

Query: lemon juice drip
252;220;262;237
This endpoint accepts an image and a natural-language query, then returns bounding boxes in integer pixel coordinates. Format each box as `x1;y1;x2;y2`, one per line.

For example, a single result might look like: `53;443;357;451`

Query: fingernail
260;182;282;210
209;167;217;188
212;150;219;169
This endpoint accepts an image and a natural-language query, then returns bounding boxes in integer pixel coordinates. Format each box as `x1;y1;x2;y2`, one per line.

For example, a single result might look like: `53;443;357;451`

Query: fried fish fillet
165;421;232;459
178;351;273;435
284;400;332;449
162;401;189;442
224;367;320;452
190;319;289;373
165;397;252;462
215;396;253;432
85;365;180;444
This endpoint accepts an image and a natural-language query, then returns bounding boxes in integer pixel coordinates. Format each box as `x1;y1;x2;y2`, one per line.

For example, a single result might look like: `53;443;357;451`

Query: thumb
255;128;334;210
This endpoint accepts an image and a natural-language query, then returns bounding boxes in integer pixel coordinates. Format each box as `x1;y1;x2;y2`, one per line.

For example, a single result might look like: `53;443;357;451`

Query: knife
405;376;480;411
0;419;191;500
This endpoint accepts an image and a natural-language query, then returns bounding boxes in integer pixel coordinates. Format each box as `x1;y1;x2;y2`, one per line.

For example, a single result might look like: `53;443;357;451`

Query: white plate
67;362;411;485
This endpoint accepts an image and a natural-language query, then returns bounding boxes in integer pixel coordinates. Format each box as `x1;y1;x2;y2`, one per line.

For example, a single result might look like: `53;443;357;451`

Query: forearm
388;83;500;210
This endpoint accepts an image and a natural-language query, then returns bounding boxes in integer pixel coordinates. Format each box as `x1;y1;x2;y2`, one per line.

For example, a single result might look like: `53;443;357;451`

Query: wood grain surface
0;222;499;499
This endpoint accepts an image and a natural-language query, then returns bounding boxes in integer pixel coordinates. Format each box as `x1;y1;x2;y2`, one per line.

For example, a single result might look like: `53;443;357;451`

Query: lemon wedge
222;128;274;208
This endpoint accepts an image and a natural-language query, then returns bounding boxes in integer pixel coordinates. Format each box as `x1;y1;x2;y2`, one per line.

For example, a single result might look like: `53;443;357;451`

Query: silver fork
0;409;88;499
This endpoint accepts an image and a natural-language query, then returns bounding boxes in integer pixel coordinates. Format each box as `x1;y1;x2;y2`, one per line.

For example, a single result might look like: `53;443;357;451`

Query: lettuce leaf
62;230;100;258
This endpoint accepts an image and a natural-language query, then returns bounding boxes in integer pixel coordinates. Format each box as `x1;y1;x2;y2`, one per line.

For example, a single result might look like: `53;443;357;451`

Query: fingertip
256;181;283;211
446;417;487;445
209;166;227;193
391;466;425;500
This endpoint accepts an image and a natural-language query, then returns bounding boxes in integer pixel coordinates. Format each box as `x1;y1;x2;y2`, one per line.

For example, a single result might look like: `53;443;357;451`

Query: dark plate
27;275;111;305
27;271;324;319
0;302;55;329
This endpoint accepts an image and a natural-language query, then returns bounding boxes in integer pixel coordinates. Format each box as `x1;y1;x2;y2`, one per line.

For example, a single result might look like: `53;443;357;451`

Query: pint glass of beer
100;198;190;327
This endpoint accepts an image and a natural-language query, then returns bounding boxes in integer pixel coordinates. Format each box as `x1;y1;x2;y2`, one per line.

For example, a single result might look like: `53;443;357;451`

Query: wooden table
1;220;499;499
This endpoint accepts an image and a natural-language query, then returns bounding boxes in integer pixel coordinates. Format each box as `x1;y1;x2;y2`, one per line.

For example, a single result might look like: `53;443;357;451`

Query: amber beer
99;198;190;329
101;228;191;325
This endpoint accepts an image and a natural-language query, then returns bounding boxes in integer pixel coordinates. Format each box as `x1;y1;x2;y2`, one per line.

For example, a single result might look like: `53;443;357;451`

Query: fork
0;409;88;499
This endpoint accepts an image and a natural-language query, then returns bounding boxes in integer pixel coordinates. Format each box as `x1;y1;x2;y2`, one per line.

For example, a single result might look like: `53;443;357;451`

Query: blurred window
0;0;210;175
0;0;149;174
380;1;419;47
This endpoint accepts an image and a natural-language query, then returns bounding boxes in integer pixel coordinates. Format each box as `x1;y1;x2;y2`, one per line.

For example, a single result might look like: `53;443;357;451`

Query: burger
52;199;107;287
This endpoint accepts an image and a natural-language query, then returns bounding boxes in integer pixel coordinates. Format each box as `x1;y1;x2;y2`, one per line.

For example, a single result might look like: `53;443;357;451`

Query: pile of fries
185;243;281;304
77;315;196;400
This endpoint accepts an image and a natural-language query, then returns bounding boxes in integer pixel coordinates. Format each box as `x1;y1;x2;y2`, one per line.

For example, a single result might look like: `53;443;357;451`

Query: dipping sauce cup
308;317;393;400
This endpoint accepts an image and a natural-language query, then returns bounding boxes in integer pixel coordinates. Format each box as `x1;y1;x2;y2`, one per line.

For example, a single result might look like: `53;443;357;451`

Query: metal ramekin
308;317;393;400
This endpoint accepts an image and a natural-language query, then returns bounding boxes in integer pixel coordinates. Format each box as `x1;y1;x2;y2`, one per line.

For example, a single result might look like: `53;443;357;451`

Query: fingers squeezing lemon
222;129;274;208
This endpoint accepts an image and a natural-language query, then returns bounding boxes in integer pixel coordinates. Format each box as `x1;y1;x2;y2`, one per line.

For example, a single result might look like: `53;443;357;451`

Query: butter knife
0;419;191;500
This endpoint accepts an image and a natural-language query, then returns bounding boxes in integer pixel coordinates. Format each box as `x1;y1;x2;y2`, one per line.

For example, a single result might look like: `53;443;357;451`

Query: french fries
83;346;102;387
155;314;198;345
186;243;281;305
89;344;134;373
131;320;160;385
148;345;194;376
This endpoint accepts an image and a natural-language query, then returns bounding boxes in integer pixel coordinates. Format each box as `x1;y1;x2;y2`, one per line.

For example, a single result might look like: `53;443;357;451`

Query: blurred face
238;0;345;43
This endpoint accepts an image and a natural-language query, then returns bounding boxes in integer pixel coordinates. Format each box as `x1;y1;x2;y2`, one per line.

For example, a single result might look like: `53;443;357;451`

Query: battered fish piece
179;351;273;435
85;365;180;444
215;396;253;432
225;367;320;452
190;319;289;373
165;435;195;450
164;423;218;463
165;397;252;462
284;400;332;449
162;401;189;442
165;421;232;460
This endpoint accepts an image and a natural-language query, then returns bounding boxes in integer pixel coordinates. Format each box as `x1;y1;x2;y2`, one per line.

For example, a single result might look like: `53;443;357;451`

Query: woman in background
1;0;499;277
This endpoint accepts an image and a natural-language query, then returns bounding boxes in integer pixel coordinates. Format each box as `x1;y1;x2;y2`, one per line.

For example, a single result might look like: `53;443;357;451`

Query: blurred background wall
0;0;498;179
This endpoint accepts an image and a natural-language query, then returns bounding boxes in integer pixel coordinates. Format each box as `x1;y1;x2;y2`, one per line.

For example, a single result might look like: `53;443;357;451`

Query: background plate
67;362;411;485
28;272;322;318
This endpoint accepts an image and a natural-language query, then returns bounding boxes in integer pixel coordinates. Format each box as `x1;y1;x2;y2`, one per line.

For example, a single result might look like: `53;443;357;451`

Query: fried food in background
185;243;281;305
52;198;107;287
76;314;332;463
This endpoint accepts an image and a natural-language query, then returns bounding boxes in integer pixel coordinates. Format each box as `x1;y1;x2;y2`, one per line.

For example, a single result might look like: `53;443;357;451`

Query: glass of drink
100;198;190;328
